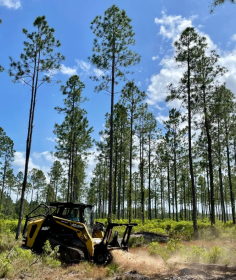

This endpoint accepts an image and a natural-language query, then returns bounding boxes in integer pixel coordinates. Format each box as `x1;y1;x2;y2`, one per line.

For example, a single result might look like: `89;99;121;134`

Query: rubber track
48;237;86;263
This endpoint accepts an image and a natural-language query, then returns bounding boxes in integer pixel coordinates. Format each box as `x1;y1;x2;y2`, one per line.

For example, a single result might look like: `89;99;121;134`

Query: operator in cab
68;208;80;222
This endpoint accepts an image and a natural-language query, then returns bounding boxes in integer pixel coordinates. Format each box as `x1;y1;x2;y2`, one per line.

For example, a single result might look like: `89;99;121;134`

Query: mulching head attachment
93;223;137;264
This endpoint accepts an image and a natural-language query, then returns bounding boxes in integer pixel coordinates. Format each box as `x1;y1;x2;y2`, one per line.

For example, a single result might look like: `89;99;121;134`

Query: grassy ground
1;218;236;279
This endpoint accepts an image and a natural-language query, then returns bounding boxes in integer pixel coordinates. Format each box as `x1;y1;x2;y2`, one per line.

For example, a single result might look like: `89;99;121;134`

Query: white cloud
154;11;195;41
60;64;77;76
32;151;55;163
156;115;169;125
0;0;21;9
218;49;236;94
46;137;58;142
13;152;40;172
137;81;141;87
75;59;104;79
152;55;159;61
93;68;104;77
76;59;91;74
231;34;236;41
41;151;54;162
146;12;197;107
147;11;236;108
13;151;67;185
147;56;184;106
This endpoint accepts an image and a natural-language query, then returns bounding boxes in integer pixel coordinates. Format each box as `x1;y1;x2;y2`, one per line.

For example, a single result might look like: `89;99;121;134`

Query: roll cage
22;202;94;238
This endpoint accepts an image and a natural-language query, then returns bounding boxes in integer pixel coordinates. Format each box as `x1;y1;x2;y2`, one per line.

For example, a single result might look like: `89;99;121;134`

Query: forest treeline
0;1;236;237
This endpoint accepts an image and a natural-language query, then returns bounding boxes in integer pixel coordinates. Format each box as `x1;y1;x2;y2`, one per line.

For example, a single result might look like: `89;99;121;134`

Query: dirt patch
112;248;170;276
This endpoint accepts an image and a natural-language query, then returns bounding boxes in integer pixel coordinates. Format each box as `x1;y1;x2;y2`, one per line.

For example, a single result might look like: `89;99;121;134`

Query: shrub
128;236;147;248
187;245;207;263
42;240;61;268
0;253;12;278
149;239;184;262
149;242;170;261
206;246;224;264
106;263;122;277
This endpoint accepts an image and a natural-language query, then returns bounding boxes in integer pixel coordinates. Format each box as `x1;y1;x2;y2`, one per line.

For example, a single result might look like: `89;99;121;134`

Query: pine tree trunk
16;48;41;240
4;185;9;219
67;147;72;202
187;51;198;237
128;107;134;223
167;161;171;219
108;45;115;223
174;147;178;222
161;171;164;220
226;126;235;224
148;134;151;220
207;169;211;218
118;152;122;220
155;179;157;219
102;161;106;219
172;180;175;219
0;157;7;216
70;138;75;202
140;134;145;224
183;174;186;220
98;174;102;218
113;146;118;216
218;121;225;223
203;94;215;226
134;177;137;219
122;159;126;219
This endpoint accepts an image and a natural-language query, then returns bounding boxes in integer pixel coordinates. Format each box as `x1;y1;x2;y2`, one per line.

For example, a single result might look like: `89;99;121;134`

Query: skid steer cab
22;202;137;264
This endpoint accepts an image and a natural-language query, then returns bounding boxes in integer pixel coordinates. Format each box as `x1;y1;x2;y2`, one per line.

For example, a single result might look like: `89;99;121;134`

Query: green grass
96;218;236;241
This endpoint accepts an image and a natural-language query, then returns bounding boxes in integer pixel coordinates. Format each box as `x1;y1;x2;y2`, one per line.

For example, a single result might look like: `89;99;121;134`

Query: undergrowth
96;218;236;241
0;231;61;278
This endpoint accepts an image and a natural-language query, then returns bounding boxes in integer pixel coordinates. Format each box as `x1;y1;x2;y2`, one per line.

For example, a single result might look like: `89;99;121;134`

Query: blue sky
1;0;236;188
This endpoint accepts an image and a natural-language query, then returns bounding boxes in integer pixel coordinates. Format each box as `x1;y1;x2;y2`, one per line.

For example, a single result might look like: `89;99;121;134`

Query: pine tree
164;109;186;222
135;103;150;224
0;133;15;216
166;27;201;238
4;169;15;219
54;75;93;202
15;171;23;202
193;37;227;226
89;5;140;222
120;81;146;222
9;16;65;239
49;160;64;201
218;86;235;223
144;112;157;220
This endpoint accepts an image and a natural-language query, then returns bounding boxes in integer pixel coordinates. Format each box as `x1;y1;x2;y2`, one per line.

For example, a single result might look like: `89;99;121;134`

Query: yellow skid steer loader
22;202;137;264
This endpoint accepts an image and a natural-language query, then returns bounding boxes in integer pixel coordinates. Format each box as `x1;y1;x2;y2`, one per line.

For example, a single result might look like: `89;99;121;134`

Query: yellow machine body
26;218;44;248
25;216;104;257
54;217;94;256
